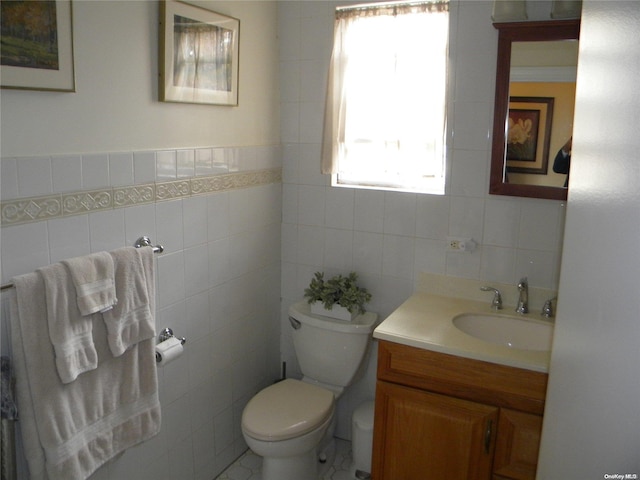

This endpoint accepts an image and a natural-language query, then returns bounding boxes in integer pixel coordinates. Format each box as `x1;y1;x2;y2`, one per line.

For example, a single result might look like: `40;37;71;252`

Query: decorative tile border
113;184;156;207
63;189;114;215
1;196;63;225
1;168;281;227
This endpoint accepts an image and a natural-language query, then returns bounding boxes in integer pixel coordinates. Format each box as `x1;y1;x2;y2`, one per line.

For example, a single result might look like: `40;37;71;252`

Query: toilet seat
242;379;334;442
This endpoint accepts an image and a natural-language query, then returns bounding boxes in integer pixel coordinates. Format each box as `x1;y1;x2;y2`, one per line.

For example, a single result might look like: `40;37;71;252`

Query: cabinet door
493;408;543;480
372;381;498;480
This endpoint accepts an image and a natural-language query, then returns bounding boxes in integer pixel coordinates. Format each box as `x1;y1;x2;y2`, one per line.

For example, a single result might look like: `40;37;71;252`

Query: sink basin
452;313;553;351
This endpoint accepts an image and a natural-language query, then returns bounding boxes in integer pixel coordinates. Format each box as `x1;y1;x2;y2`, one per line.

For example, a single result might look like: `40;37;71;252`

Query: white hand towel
102;246;155;357
38;263;98;384
62;251;116;315
9;272;160;480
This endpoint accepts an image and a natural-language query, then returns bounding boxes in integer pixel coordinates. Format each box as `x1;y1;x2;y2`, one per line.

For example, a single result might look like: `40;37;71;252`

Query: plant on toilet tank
304;271;372;321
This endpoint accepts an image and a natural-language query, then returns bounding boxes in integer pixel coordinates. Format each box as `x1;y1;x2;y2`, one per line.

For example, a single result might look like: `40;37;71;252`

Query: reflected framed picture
0;0;75;92
506;97;554;175
160;0;239;106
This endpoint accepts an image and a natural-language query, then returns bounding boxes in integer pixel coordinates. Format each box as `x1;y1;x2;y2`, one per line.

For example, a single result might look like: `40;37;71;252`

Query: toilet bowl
241;302;377;480
242;379;335;480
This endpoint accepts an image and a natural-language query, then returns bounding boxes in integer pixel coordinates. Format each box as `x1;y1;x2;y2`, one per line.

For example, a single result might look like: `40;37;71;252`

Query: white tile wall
52;155;82;193
82;154;110;189
109;152;134;186
155;150;178;181
17;156;53;197
278;0;566;441
0;158;18;200
133;151;157;184
0;145;282;480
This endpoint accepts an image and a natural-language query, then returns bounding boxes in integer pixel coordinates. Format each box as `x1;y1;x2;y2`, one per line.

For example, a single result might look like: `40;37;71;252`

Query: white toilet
241;301;378;480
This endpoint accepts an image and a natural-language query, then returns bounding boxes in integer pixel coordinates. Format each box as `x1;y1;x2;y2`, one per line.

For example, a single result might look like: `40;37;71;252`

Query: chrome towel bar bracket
134;236;164;254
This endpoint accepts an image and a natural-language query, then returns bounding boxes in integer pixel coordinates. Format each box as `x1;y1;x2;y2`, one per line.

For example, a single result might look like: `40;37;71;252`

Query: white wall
1;2;281;480
0;1;279;157
538;1;640;476
278;0;567;440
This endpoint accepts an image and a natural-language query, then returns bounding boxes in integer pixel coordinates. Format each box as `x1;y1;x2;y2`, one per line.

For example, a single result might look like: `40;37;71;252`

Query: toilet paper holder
158;327;186;345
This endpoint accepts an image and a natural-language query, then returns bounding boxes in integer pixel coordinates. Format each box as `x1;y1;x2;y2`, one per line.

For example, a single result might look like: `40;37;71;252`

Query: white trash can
350;400;375;479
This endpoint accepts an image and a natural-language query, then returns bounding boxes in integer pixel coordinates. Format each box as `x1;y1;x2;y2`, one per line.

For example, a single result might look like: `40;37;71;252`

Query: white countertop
373;293;553;373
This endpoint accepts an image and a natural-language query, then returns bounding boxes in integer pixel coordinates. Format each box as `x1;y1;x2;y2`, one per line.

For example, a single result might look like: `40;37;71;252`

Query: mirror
490;20;580;201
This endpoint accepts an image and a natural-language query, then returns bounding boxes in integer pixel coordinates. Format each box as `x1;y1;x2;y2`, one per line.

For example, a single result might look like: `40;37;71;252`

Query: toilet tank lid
241;379;335;441
289;302;378;334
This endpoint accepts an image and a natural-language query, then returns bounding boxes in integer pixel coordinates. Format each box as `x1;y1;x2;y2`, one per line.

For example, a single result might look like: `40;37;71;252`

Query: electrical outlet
447;237;477;253
449;239;463;250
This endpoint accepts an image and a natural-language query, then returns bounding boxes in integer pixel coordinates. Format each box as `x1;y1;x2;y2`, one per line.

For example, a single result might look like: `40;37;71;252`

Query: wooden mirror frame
489;19;580;201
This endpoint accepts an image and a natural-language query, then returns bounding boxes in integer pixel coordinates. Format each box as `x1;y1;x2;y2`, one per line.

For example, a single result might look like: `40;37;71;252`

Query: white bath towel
102;247;155;357
9;272;160;480
38;263;98;384
62;252;116;316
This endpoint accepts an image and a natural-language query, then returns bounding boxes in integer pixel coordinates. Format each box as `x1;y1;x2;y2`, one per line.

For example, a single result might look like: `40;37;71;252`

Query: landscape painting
1;1;60;70
0;0;75;91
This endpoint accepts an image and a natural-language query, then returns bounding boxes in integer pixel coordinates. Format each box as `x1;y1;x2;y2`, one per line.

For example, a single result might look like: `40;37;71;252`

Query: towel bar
0;236;164;291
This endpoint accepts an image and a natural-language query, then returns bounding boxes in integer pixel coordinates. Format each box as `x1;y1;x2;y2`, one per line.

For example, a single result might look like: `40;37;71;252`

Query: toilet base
262;449;319;480
259;437;336;480
317;437;336;478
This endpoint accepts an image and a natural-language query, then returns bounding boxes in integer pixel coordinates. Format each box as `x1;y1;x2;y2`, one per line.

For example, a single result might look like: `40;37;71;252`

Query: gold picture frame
160;0;239;106
0;0;75;92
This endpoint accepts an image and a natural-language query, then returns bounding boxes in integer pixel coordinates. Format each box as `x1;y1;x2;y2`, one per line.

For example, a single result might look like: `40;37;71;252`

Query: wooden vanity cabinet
372;340;548;480
374;381;498;479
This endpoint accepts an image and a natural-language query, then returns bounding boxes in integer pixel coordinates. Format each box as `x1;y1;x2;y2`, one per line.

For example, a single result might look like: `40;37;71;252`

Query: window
321;1;449;194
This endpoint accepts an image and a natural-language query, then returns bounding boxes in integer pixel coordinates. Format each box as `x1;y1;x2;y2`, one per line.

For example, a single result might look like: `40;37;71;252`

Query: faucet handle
541;297;557;318
515;276;529;314
480;286;503;310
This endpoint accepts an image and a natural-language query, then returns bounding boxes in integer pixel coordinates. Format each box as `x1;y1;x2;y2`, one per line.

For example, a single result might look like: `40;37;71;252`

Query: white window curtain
173;15;234;92
321;1;449;193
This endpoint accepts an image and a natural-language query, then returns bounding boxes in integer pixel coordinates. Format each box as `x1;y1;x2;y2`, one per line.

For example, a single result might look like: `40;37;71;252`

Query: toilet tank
288;302;378;388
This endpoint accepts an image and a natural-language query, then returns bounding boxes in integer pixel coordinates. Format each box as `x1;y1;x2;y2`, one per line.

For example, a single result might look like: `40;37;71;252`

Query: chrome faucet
541;297;556;318
480;286;503;310
515;277;528;314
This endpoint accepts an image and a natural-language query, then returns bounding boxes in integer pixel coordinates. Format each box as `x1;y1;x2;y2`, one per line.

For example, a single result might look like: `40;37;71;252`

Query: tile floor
215;438;358;480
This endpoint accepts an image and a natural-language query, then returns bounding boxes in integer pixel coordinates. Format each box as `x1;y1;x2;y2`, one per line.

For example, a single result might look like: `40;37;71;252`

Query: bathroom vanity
371;293;552;480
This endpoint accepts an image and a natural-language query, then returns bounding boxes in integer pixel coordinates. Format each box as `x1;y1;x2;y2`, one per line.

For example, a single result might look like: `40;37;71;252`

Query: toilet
241;301;378;480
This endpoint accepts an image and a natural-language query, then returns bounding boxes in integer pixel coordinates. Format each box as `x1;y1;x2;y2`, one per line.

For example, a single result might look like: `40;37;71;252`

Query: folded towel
102;247;155;357
9;272;160;480
38;263;98;384
62;252;116;316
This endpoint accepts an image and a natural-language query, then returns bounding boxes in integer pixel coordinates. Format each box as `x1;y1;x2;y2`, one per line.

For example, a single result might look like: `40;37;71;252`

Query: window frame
324;1;452;196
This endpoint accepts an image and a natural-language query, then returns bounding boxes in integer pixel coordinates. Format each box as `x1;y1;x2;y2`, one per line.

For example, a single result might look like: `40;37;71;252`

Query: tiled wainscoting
1;168;280;226
1;145;283;480
1;146;281;227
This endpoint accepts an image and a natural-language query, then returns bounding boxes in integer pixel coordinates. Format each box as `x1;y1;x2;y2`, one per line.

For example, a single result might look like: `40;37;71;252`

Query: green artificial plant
304;271;372;315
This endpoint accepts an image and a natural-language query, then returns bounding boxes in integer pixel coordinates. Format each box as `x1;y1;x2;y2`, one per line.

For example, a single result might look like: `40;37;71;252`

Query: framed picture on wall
0;0;76;92
160;0;239;106
506;97;554;175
